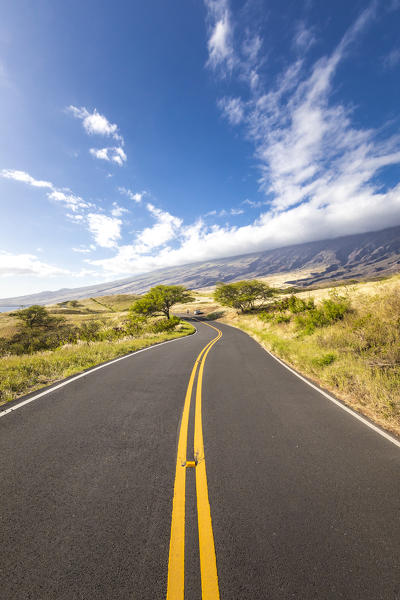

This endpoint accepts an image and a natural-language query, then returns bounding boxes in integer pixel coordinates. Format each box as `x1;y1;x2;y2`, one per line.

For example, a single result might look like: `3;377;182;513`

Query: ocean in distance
0;306;21;313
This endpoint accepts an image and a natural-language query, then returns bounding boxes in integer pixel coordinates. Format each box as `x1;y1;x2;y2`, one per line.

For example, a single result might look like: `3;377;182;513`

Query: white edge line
0;324;198;419
219;320;400;450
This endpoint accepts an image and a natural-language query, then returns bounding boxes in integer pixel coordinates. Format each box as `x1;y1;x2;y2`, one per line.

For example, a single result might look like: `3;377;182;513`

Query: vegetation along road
1;319;400;599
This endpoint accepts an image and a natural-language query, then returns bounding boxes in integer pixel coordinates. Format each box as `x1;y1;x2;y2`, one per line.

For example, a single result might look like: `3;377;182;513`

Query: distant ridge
2;225;400;306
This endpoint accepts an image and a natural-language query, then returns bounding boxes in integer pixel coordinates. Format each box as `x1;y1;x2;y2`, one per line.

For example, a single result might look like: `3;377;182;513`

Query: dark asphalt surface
1;320;400;599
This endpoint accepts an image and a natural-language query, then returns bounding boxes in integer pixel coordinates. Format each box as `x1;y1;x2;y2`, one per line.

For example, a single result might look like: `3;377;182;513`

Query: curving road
1;320;400;599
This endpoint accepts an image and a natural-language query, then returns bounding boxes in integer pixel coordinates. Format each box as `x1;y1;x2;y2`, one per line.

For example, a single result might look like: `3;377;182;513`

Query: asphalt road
1;320;400;599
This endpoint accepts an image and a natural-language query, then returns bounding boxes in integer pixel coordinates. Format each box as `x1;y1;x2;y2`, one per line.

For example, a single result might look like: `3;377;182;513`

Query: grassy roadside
220;286;400;436
0;322;195;406
0;294;139;339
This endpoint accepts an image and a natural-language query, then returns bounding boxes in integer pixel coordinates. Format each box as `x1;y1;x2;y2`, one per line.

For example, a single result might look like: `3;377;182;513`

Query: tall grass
0;323;194;405
225;287;400;435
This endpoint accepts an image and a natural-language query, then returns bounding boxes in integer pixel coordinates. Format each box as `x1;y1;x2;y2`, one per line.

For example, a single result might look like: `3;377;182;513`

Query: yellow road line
166;328;220;600
194;323;221;600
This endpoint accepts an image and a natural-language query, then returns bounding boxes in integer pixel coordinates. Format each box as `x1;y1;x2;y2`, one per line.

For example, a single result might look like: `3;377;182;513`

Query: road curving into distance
1;319;400;599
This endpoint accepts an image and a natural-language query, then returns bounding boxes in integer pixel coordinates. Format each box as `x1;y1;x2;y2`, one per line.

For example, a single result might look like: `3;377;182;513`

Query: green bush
312;353;337;367
126;314;147;336
206;310;225;320
0;323;195;404
234;283;400;432
151;316;180;333
295;293;351;334
275;314;291;324
288;295;315;314
259;311;274;322
78;321;102;342
0;320;80;356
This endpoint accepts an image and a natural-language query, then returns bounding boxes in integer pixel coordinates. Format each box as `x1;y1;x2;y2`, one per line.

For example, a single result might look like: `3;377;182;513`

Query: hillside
2;225;400;306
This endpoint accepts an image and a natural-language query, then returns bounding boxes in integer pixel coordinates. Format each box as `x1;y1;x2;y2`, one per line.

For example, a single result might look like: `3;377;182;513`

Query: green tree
5;305;78;355
214;280;275;313
131;285;194;319
12;305;56;330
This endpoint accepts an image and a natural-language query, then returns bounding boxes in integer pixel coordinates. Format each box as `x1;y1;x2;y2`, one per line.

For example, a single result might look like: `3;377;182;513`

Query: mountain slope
2;225;400;305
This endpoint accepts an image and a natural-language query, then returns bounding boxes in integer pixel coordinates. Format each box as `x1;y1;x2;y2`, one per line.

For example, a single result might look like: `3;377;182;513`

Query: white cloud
72;245;95;254
48;190;90;212
1;169;52;188
239;5;386;217
205;207;243;217
383;47;400;69
135;203;182;251
67;106;123;142
218;97;245;125
293;22;316;52
87;179;400;277
205;1;264;87
68;106;126;166
242;198;265;208
66;213;85;222
111;202;129;217
85;5;400;277
5;6;397;287
87;213;122;248
89;147;109;161
205;0;235;73
90;146;127;166
118;187;145;203
0;169;92;213
242;35;262;64
0;166;127;258
0;252;68;277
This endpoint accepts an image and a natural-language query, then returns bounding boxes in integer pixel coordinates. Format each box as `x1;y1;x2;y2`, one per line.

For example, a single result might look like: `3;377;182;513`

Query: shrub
0;324;195;404
312;353;337;367
236;281;400;432
0;318;79;356
287;295;315;314
206;310;225;320
151;316;180;333
126;314;147;336
275;314;291;324
295;293;351;334
321;295;351;322
259;312;272;322
78;321;102;342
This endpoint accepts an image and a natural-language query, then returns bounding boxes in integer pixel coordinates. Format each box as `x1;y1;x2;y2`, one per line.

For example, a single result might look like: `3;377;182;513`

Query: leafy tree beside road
214;280;275;313
4;305;77;355
13;305;57;329
131;285;194;319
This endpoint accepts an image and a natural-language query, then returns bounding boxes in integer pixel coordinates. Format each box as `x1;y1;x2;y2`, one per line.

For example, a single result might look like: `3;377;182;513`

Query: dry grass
0;294;138;339
219;281;400;436
0;322;194;405
0;293;193;405
3;278;400;435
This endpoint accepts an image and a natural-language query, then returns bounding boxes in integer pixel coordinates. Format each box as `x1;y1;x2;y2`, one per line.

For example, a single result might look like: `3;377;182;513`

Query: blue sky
1;0;400;297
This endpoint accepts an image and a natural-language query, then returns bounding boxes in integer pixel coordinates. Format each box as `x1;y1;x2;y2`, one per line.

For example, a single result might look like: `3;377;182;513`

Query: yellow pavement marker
194;324;221;600
166;322;221;600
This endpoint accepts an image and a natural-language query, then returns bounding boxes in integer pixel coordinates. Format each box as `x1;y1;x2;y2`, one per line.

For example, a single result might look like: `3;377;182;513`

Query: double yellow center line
166;322;222;600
